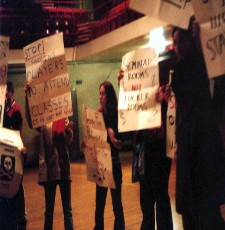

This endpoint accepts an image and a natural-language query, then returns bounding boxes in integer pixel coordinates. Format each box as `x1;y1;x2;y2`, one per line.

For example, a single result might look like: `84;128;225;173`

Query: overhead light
147;27;172;54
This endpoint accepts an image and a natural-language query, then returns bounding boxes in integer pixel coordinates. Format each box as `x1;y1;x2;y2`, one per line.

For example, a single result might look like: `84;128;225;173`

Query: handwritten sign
0;128;24;198
129;0;193;29
23;32;73;128
82;106;115;188
192;0;225;78
118;47;161;132
0;35;10;128
166;91;177;158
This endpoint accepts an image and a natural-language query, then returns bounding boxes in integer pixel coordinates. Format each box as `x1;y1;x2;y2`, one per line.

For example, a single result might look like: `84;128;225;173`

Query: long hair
99;81;118;113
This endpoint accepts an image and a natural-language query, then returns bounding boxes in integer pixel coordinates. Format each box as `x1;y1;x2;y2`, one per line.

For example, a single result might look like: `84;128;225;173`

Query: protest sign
82;106;115;188
0;35;10;128
192;0;225;78
118;47;161;132
166;90;177;159
130;0;193;29
23;32;73;128
0;128;24;198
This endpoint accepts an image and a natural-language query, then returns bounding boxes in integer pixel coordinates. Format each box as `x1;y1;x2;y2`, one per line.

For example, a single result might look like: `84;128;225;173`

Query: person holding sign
165;17;225;230
24;82;74;230
0;81;27;230
118;70;173;230
93;81;125;230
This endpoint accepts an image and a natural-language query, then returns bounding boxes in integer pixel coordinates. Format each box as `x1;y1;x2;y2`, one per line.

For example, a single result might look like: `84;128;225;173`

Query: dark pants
0;183;26;230
44;181;74;230
140;142;173;230
94;158;125;230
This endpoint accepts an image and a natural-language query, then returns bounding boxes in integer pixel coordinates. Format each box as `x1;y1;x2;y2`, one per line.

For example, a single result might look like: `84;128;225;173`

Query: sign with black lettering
0;128;24;198
82;106;115;188
192;0;225;78
130;0;193;29
23;33;73;128
118;47;161;132
0;35;9;128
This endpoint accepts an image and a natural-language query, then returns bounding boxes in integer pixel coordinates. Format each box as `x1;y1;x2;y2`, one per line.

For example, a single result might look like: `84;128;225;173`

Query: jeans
94;158;125;230
44;181;74;230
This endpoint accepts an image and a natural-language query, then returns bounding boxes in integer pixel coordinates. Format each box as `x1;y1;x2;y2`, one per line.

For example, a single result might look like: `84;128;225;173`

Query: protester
165;17;225;229
0;81;27;230
117;69;173;230
24;82;74;230
93;81;125;230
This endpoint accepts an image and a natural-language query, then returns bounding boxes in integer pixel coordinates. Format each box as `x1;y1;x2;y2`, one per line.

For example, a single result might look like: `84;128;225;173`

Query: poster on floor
82;106;115;189
23;32;73;128
118;47;161;132
129;0;193;29
192;0;225;78
0;35;10;128
0;128;24;198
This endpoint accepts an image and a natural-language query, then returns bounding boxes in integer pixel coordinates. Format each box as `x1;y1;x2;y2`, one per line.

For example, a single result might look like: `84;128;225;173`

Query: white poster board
118;47;161;132
192;1;225;78
0;35;10;128
129;0;193;29
0;128;23;198
82;106;115;189
23;32;73;128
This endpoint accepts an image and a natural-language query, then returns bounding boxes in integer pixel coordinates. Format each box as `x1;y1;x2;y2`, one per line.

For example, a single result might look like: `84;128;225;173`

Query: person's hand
117;68;124;82
164;84;172;102
156;87;163;103
21;147;27;156
65;120;74;134
24;81;31;97
220;203;225;222
192;19;200;42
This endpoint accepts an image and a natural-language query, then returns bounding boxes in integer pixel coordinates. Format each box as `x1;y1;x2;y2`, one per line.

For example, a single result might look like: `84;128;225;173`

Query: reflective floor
23;151;183;230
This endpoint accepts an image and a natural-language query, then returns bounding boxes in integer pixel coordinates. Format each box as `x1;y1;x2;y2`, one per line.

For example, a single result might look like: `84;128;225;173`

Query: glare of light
46;29;49;35
146;27;172;54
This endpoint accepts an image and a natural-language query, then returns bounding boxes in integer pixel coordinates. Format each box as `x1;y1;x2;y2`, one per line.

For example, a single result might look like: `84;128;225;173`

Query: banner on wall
129;0;193;29
0;35;10;128
0;128;24;198
118;47;161;132
192;0;225;78
23;32;73;128
82;106;115;189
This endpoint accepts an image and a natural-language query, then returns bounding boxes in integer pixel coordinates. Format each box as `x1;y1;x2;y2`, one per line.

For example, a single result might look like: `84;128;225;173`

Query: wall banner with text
192;0;225;78
0;128;24;198
118;47;161;132
82;106;115;189
129;0;193;29
23;32;73;128
0;35;10;128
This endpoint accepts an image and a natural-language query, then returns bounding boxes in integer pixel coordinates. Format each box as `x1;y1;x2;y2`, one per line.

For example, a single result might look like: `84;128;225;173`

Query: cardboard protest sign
118;47;161;132
129;0;193;29
0;128;24;198
166;90;177;159
0;35;10;128
192;1;225;78
82;106;115;189
23;32;73;128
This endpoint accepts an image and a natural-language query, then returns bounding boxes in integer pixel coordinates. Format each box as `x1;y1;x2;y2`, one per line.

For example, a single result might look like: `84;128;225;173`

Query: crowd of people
0;16;224;230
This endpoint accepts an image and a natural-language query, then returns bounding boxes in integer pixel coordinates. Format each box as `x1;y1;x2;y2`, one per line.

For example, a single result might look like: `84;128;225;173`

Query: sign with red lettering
192;0;225;78
0;35;10;128
118;47;161;132
23;33;73;128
